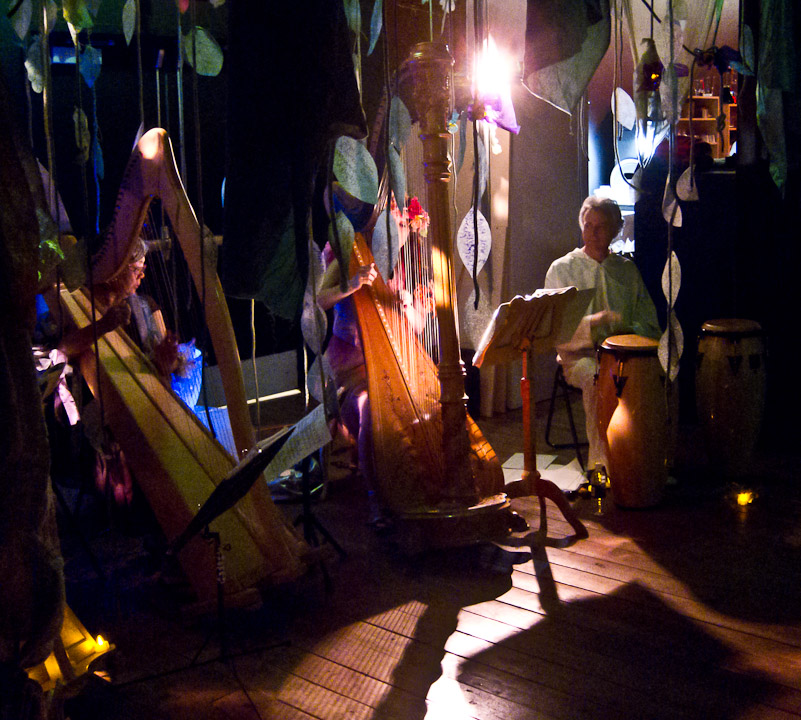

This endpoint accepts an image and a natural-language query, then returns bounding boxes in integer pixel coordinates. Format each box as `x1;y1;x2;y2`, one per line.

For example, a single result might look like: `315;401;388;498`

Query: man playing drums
544;195;661;474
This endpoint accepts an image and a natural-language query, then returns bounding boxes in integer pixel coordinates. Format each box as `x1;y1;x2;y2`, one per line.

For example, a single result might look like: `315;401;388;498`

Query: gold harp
350;44;516;547
60;129;308;604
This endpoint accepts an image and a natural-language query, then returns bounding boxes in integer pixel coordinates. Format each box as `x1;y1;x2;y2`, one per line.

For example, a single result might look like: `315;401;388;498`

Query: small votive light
736;491;755;507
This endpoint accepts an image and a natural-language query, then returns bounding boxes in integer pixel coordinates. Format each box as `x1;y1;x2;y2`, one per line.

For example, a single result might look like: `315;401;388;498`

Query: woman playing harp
317;191;435;529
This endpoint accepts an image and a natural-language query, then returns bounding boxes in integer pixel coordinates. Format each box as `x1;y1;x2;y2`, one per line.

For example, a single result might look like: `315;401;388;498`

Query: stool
544;365;587;470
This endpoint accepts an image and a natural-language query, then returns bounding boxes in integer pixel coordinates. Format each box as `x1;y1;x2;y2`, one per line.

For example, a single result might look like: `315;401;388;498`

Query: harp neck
101;128;254;457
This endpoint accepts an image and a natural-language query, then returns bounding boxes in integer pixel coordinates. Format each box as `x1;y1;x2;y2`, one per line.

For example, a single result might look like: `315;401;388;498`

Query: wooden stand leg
519;351;588;540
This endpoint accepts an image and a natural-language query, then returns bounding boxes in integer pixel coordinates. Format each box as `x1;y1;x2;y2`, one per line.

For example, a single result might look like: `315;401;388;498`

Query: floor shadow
460;572;789;719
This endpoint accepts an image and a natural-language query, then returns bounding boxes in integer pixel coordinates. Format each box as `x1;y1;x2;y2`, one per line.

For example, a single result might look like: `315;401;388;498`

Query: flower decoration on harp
406;197;430;237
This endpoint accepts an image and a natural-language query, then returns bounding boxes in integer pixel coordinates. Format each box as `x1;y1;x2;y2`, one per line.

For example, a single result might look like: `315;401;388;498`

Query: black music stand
168;425;294;663
473;289;589;540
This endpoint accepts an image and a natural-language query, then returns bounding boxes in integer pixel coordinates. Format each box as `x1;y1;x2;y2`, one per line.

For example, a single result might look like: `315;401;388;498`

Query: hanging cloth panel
522;0;610;114
222;1;367;320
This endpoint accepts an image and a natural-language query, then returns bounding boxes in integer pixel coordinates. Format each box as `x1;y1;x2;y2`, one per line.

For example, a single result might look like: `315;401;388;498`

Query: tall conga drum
695;319;766;476
597;335;668;508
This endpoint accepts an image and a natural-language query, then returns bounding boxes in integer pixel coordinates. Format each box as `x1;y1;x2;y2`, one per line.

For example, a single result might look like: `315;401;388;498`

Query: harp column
406;42;476;502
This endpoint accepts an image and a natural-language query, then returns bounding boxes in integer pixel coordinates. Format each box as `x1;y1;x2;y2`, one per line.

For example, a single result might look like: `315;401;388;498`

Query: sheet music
473;287;584;367
257;403;332;481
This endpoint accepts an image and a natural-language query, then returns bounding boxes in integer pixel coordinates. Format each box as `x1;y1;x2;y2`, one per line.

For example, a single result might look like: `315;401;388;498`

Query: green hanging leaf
73;106;91;165
45;0;58;32
328;210;355;270
389;96;411;151
371;208;399;281
456;113;467;174
122;0;136;46
387;146;406;213
368;0;382;56
182;26;224;77
10;0;33;41
79;43;101;87
333;136;378;205
25;39;44;93
343;0;361;38
62;0;94;33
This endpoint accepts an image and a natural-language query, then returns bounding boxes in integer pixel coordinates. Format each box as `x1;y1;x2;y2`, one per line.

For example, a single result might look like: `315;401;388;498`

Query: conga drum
597;335;668;508
695;319;766;476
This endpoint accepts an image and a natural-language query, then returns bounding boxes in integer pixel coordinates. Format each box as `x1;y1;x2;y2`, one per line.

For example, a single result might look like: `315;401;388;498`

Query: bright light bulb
473;35;512;120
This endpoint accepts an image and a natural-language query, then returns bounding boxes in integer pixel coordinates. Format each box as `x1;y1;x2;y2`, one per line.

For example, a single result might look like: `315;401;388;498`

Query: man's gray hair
578;195;624;233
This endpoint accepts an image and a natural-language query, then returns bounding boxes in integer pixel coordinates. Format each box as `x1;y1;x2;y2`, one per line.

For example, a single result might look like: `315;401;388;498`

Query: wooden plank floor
57;400;801;720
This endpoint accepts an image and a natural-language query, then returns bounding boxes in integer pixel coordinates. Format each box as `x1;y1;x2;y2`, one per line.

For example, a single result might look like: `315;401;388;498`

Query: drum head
601;334;659;355
700;318;762;337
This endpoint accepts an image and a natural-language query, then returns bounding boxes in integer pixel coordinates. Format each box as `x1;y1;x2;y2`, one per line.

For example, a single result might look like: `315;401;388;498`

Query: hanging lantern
634;38;666;165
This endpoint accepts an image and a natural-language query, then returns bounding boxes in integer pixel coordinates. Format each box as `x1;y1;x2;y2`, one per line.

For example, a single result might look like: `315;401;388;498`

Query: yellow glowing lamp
736;490;755;506
25;605;114;692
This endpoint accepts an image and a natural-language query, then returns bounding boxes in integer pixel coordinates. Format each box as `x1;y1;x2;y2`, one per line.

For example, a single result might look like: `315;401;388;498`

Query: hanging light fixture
634;37;667;165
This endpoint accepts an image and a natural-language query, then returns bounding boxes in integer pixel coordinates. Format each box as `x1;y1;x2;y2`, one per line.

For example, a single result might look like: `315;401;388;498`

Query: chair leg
562;386;584;471
544;368;561;448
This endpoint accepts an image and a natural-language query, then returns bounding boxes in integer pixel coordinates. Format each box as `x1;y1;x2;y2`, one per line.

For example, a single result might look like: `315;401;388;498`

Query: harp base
390;494;525;555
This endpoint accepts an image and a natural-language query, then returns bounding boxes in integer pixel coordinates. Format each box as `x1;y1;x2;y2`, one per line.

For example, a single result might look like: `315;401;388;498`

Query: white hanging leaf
79;43;101;87
676;165;699;202
661;178;682;227
182;26;224;77
658;311;683;381
122;0;136;46
456;207;491;279
368;0;382;55
661;250;681;306
475;132;488;201
25;39;44;94
371;209;400;280
389;95;411;151
11;0;33;40
333;136;378;204
68;22;79;45
612;87;636;130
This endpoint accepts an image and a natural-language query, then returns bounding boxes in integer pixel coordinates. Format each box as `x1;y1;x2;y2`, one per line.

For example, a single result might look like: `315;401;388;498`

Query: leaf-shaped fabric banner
11;0;33;41
79;44;101;88
368;0;382;56
73;106;91;165
371;209;400;281
612;87;636;130
63;0;94;32
658;311;683;381
661;178;681;227
661;250;681;307
182;26;224;77
328;210;355;274
389;95;411;151
25;39;44;94
387;146;406;213
333;136;378;204
456;207;491;279
676;165;699;202
122;0;136;46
